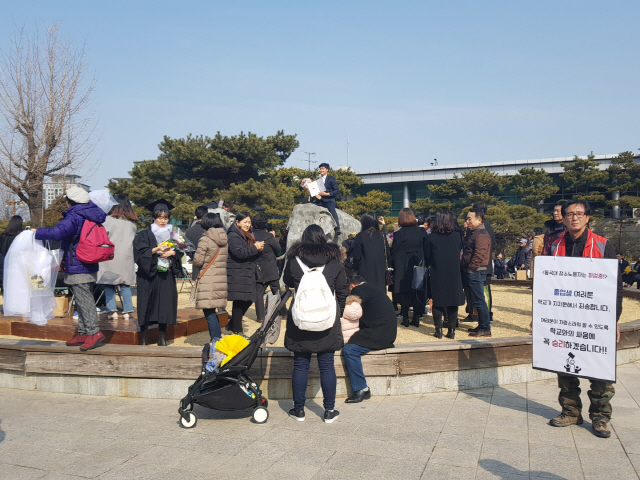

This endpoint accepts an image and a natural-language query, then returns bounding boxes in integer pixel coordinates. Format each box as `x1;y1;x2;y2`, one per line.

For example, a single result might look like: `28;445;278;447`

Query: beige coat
192;227;228;309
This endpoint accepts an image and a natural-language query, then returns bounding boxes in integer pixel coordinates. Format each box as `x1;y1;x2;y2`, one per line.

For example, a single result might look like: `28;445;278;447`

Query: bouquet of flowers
156;227;195;272
169;228;194;252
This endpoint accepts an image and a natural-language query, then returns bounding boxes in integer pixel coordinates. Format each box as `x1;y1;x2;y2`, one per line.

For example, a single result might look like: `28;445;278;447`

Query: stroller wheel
252;407;269;424
180;411;198;429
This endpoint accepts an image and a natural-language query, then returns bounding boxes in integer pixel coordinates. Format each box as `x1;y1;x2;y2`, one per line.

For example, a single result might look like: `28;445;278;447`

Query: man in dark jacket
542;200;567;255
462;209;492;337
616;253;629;275
252;214;282;323
343;275;397;403
472;201;496;322
543;200;622;439
313;163;341;234
514;238;532;272
185;205;209;279
493;253;506;279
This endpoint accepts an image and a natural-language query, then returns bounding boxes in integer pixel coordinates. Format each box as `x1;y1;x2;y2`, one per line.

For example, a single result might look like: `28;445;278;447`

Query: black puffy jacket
226;224;259;301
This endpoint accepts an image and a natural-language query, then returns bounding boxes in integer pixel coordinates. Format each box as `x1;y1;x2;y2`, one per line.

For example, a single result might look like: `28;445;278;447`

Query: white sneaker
108;312;118;320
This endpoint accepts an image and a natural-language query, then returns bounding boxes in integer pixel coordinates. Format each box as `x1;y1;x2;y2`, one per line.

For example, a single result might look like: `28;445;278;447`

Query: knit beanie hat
66;186;90;204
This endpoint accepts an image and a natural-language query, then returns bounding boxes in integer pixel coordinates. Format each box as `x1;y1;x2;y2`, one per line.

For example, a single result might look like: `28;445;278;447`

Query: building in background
43;175;90;209
354;153;640;216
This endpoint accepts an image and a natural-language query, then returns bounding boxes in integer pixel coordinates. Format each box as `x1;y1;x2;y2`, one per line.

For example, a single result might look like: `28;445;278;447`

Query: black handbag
411;259;427;290
383;236;393;286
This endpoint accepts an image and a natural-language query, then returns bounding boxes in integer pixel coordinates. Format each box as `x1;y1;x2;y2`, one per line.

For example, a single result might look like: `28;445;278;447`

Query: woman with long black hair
351;212;389;293
283;224;348;423
226;212;265;334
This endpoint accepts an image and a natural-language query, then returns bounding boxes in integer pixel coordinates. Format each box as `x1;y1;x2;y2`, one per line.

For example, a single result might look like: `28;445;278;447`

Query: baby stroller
178;289;292;428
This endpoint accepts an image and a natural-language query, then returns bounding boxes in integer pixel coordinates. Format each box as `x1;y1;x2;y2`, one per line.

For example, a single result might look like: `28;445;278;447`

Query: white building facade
43;175;90;209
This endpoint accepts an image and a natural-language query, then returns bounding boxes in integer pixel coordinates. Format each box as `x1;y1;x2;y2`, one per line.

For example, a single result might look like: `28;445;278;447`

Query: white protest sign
532;255;617;382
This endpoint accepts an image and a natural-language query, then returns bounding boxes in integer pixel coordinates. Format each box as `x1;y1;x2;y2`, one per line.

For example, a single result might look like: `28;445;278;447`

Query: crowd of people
0;187;625;434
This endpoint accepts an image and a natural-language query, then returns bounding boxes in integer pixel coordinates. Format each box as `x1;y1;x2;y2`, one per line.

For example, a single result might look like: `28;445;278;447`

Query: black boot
401;315;410;327
410;315;420;327
139;330;147;346
446;328;455;339
433;326;443;339
158;332;167;346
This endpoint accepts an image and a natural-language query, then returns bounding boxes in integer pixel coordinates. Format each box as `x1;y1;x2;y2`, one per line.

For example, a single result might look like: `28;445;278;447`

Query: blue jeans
466;271;490;331
203;308;221;341
292;352;336;411
104;285;134;313
342;343;371;392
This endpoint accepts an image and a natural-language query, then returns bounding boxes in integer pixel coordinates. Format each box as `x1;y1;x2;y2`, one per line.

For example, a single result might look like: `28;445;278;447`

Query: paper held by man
303;178;326;198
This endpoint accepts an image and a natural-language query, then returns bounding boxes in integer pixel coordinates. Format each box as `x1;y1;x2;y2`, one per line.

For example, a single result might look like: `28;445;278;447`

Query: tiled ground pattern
0;362;639;479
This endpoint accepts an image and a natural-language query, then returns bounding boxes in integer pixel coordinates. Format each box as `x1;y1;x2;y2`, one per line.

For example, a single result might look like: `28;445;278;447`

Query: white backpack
291;257;337;331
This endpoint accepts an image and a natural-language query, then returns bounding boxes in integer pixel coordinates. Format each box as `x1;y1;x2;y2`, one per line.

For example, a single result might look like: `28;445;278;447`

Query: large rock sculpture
286;204;361;249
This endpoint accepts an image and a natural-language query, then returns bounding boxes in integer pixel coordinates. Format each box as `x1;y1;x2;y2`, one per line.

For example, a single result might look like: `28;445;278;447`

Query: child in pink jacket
340;295;363;344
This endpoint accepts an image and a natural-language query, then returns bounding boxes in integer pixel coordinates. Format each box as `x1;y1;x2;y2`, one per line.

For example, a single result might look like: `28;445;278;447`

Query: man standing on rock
313;163;341;235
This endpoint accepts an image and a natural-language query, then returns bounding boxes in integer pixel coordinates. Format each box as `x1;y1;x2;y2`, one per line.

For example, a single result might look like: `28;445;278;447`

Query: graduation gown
133;228;183;327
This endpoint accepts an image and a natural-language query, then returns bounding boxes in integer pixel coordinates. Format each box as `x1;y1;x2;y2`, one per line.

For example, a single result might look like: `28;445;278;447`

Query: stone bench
1;319;638;400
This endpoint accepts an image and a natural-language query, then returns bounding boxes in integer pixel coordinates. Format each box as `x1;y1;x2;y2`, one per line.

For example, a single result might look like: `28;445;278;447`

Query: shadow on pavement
0;420;4;444
479;459;567;479
457;338;558;420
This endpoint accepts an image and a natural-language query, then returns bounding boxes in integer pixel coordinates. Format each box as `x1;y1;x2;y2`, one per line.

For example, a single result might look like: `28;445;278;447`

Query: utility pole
301;152;317;172
347;134;350;169
5;199;24;216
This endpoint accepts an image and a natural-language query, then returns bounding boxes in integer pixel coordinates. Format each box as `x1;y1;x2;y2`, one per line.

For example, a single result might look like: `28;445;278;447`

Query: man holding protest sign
535;199;622;439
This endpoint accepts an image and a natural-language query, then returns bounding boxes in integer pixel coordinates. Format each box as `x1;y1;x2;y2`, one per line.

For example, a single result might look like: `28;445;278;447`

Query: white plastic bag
89;190;118;214
3;231;59;325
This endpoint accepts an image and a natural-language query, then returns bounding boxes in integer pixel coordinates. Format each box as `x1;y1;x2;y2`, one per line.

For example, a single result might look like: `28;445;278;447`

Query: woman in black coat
226;212;265;333
425;211;465;339
283;225;348;423
252;214;282;323
390;208;427;327
351;212;389;293
133;204;184;346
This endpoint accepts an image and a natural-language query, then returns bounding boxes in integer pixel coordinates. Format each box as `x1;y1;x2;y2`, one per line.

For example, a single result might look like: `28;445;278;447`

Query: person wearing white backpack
283;225;349;424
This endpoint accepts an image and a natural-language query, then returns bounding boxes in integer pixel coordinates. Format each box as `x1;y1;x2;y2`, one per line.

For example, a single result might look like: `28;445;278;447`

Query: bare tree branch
0;24;96;227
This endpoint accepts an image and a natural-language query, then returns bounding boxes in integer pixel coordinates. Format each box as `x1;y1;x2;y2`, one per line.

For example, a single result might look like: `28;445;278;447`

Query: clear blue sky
2;1;639;189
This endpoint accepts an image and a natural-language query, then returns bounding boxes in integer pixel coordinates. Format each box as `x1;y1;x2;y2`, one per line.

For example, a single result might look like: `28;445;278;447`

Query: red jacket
550;230;607;258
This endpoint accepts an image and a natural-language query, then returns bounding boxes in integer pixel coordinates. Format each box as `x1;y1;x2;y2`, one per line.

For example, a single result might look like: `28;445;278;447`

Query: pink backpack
74;220;115;264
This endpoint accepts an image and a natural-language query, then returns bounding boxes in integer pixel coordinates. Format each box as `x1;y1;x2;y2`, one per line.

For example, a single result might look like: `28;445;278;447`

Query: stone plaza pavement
0;362;639;480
